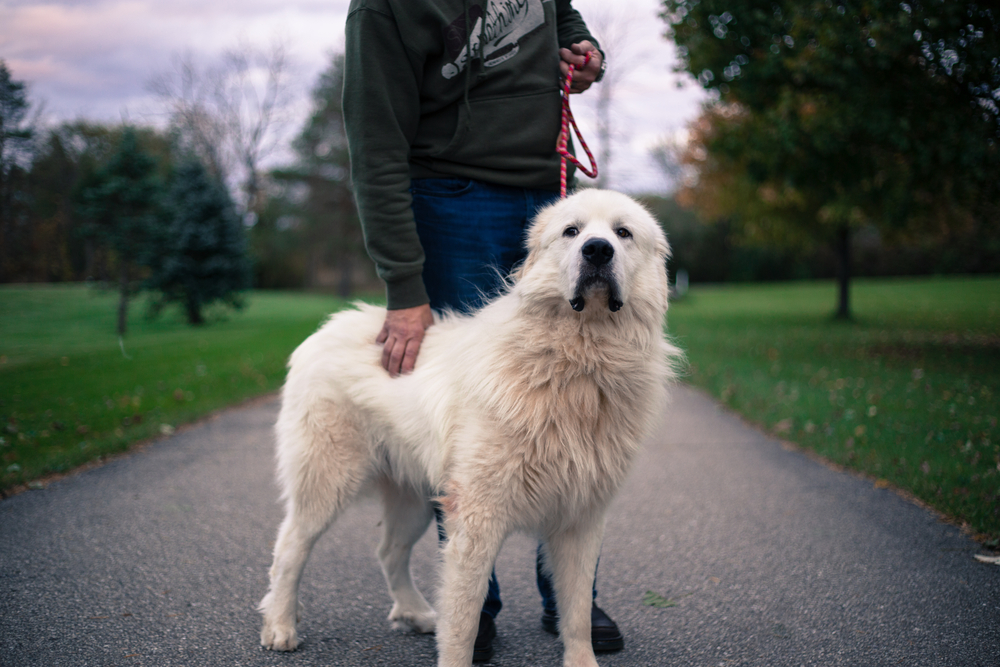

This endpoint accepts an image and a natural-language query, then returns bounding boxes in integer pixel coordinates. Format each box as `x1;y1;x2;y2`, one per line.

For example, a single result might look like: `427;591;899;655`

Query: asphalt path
1;386;997;667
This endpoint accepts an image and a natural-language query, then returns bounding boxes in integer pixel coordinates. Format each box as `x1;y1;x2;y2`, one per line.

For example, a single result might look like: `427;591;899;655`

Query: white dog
259;189;680;667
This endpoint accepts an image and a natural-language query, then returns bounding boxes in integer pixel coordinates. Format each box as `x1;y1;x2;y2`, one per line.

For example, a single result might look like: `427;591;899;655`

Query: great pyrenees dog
259;189;680;667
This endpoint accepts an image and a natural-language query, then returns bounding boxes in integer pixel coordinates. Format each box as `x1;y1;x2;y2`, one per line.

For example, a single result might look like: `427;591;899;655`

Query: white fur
258;189;681;667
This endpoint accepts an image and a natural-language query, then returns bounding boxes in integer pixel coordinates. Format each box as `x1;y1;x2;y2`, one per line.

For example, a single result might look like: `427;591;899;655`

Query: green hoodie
344;0;600;309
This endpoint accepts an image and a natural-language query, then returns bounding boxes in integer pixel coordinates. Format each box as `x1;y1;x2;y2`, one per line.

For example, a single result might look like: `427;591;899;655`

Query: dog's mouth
570;272;623;313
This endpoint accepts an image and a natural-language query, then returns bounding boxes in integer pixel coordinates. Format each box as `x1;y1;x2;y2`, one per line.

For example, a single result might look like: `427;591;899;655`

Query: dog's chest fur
452;312;667;521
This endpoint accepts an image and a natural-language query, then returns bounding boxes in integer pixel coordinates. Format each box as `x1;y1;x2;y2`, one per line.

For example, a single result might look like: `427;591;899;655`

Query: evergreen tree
148;157;251;324
79;127;164;335
0;61;36;281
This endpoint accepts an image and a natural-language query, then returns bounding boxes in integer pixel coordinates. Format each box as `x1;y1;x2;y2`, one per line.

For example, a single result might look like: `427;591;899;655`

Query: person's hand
376;304;434;377
559;41;602;94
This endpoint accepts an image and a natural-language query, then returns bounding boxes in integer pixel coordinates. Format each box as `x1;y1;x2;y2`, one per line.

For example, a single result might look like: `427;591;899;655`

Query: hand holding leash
559;41;603;93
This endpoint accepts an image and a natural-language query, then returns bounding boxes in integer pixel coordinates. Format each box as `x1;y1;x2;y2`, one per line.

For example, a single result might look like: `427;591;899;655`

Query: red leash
557;51;599;198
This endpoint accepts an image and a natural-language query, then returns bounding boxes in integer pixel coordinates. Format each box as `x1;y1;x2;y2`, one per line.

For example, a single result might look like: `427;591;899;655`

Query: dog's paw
388;603;437;634
260;620;300;651
564;653;600;667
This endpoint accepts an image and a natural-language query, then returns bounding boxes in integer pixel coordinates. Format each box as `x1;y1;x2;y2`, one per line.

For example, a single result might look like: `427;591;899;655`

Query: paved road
1;386;997;667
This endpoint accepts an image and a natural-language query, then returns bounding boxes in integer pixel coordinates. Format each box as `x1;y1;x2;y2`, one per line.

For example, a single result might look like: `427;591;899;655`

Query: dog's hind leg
259;408;369;652
435;519;504;667
377;479;436;633
544;518;605;667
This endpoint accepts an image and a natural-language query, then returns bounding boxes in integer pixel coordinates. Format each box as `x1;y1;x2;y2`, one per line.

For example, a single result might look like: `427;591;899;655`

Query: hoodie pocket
434;88;561;166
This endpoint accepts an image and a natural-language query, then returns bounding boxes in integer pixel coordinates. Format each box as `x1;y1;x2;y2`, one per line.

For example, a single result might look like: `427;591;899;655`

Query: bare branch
147;39;292;223
580;7;647;188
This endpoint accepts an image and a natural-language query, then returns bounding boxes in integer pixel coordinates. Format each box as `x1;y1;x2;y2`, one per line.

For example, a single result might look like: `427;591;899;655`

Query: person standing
344;0;619;661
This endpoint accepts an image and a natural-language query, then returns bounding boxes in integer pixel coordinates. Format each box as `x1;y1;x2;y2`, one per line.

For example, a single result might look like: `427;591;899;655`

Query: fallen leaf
974;555;1000;566
642;590;678;608
773;418;793;434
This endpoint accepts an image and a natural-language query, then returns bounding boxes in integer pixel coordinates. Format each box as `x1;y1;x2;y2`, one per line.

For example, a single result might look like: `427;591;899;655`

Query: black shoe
473;611;496;663
540;603;625;653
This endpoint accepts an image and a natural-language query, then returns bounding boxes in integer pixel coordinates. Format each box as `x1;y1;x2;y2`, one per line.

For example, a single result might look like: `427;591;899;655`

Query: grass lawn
667;276;1000;543
0;285;353;493
3;278;998;543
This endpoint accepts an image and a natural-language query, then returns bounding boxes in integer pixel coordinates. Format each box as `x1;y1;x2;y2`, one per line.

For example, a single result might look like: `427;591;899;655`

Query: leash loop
557;51;599;198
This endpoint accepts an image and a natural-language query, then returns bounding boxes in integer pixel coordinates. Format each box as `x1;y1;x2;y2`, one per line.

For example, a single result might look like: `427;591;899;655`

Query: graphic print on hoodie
441;0;547;78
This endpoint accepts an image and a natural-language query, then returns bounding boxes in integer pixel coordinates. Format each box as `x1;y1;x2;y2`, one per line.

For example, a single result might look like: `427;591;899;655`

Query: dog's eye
563;226;579;238
616;228;632;239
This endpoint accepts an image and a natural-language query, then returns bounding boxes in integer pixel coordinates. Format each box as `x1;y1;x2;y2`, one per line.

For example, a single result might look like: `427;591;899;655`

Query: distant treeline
0;54;378;300
5;130;996;292
642;196;1000;285
0;119;377;293
3;36;997;304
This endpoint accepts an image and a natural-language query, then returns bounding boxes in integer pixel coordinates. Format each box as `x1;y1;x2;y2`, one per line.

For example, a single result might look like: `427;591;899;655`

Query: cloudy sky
1;0;705;193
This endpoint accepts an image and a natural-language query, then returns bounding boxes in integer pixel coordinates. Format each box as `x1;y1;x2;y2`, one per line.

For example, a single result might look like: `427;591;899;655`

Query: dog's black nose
581;238;614;267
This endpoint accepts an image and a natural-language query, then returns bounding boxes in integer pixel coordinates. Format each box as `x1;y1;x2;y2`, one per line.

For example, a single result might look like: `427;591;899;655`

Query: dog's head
515;189;671;318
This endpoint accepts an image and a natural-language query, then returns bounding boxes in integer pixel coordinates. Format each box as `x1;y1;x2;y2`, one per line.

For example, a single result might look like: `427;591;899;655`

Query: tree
648;131;698;195
147;157;251;324
26;122;122;282
0;61;37;281
79;127;164;335
248;181;309;289
663;0;1000;318
148;41;291;225
280;51;368;295
576;7;645;189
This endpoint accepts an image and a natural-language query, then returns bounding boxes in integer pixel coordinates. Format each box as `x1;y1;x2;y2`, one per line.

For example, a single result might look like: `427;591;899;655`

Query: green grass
668;276;1000;542
3;279;998;542
0;285;354;491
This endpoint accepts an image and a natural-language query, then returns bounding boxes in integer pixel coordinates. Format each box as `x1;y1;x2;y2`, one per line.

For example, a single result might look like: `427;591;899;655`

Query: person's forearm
344;5;429;309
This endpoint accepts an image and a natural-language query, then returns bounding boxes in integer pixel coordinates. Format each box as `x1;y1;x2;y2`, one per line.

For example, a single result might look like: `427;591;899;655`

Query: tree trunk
337;251;353;298
305;244;321;290
0;171;10;282
185;294;204;325
336;193;353;298
84;239;96;280
834;225;851;320
117;261;130;336
595;83;612;189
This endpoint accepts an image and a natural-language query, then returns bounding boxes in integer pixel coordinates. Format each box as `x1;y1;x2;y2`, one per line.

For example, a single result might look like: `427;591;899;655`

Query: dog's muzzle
570;239;623;312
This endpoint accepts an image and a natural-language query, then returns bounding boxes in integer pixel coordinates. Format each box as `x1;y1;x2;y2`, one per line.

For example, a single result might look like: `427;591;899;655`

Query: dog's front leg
436;523;503;667
545;517;606;667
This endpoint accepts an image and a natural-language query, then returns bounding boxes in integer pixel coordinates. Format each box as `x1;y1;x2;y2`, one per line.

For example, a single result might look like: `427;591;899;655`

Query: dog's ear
656;228;671;263
629;199;670;264
512;199;559;281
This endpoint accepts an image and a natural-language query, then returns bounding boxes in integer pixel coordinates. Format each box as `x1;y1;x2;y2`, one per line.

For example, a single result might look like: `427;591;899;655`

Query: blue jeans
411;177;597;618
